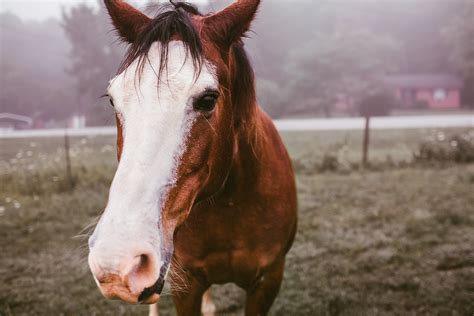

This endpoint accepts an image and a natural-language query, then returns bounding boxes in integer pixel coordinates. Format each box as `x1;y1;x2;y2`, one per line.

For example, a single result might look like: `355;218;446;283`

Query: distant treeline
0;0;472;125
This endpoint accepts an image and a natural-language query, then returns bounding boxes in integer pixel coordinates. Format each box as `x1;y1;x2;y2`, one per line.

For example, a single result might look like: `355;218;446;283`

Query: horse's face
88;0;259;304
89;42;222;303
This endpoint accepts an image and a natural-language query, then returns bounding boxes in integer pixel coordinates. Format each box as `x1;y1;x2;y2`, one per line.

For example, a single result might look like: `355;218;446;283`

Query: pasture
1;128;473;315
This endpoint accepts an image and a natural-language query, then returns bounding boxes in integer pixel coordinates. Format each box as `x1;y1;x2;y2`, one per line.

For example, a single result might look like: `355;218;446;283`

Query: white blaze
90;41;217;274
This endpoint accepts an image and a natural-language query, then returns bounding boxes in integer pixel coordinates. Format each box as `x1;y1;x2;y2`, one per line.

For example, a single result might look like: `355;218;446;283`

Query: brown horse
88;0;297;315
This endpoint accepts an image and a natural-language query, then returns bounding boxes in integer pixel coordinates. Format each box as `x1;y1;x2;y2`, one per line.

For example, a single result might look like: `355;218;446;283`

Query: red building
384;74;463;109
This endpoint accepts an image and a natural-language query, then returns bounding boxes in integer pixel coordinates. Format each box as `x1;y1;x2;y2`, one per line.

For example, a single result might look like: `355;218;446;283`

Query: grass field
1;128;473;315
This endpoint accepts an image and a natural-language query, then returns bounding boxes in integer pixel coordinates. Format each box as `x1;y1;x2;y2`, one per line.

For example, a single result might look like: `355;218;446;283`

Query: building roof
384;74;463;89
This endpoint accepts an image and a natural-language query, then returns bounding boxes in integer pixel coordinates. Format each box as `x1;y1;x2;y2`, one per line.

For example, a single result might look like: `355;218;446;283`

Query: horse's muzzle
88;244;163;304
96;273;161;304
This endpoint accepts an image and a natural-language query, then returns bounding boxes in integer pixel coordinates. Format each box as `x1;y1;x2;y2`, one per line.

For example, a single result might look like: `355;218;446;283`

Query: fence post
362;115;371;167
64;128;74;189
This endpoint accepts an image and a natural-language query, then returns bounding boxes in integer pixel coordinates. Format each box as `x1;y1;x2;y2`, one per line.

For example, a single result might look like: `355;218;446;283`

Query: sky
0;0;209;21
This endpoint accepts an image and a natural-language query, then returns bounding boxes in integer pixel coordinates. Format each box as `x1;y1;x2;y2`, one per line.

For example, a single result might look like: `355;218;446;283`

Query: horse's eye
194;92;219;112
109;99;115;108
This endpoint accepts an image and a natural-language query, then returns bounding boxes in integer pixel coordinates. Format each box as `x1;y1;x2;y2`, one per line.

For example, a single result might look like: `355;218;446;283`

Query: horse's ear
204;0;260;48
104;0;150;43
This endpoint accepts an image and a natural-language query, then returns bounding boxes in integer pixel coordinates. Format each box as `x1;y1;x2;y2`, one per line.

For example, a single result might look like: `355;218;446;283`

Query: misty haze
0;0;473;315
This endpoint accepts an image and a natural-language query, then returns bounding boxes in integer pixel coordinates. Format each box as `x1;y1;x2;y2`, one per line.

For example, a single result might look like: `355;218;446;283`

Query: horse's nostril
126;253;154;283
138;254;150;272
120;251;159;295
88;245;161;303
128;254;151;276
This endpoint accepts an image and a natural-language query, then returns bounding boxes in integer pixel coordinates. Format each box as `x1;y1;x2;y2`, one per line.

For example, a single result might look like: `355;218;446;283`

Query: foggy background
1;1;474;315
1;0;473;128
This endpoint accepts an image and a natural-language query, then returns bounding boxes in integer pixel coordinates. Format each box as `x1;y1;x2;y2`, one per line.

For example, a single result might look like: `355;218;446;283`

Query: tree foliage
61;2;124;125
0;13;73;121
358;89;397;118
0;0;471;124
285;25;399;117
443;0;474;106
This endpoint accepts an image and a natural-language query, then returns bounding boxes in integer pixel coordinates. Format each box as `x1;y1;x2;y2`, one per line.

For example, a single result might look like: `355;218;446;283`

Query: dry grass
1;128;473;315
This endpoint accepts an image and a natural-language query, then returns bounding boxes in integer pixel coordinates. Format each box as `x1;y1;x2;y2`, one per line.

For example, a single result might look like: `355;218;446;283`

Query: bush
319;153;339;172
414;133;474;164
291;153;341;174
412;99;430;110
358;90;396;117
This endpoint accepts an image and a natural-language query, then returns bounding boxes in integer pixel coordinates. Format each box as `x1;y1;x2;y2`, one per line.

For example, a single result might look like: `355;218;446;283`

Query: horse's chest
176;245;269;286
173;205;283;286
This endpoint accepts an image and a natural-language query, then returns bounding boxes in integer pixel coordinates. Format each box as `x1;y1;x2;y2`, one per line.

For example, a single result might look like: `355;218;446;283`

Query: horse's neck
231;107;267;181
225;44;272;192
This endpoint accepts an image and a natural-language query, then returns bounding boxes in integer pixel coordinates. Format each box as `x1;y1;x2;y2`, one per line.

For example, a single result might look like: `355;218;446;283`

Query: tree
443;0;474;107
0;12;73;122
62;2;124;125
282;23;399;117
243;0;464;117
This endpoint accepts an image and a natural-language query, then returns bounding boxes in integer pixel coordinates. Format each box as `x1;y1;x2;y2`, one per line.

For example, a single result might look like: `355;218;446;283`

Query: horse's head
88;0;260;304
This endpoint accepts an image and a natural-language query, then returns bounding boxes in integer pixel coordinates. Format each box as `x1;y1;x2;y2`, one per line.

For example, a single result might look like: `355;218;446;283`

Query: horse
87;1;297;315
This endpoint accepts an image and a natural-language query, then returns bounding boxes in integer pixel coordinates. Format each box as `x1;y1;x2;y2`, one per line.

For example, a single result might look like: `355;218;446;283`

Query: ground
0;128;473;315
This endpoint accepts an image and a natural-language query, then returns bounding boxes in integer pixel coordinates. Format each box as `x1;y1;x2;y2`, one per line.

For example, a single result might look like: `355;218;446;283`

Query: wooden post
362;115;370;167
64;128;73;189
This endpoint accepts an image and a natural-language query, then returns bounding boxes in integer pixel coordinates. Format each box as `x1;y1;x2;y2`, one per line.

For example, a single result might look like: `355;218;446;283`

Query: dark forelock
118;2;204;82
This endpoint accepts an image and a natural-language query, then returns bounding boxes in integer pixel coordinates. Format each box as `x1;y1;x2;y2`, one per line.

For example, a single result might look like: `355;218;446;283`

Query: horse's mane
230;40;258;145
118;2;204;81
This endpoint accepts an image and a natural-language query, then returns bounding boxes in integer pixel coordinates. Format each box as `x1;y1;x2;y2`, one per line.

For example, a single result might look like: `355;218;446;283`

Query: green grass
1;128;474;315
